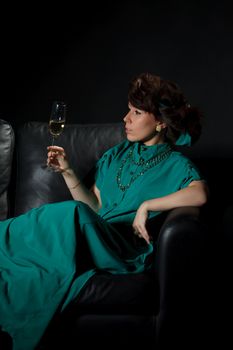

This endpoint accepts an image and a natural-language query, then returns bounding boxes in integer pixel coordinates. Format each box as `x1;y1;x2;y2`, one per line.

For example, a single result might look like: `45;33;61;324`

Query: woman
0;73;208;350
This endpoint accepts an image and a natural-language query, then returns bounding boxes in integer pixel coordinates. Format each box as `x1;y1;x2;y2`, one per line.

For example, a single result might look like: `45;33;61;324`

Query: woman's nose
123;112;131;123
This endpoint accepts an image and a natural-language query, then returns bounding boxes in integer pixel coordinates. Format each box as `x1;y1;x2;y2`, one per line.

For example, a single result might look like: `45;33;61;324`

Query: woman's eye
134;110;141;115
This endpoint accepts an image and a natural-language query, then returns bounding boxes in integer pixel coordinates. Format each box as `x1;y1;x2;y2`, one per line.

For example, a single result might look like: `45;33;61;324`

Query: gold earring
156;125;162;132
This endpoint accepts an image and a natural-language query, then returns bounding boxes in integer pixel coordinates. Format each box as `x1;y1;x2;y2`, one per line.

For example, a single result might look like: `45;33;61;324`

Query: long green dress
0;140;202;350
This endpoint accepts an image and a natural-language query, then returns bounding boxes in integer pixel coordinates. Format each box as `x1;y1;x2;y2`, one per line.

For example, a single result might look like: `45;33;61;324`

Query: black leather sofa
0;119;215;349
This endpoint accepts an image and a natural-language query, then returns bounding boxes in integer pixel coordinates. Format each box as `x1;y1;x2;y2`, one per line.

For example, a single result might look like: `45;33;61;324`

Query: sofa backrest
14;122;125;216
0;119;15;220
3;119;233;226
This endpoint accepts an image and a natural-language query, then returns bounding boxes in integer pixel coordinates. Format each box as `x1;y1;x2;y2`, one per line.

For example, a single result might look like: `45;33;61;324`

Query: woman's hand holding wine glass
47;146;70;173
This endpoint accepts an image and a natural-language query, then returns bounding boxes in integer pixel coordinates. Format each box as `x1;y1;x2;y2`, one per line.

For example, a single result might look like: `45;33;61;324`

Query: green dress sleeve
179;160;204;189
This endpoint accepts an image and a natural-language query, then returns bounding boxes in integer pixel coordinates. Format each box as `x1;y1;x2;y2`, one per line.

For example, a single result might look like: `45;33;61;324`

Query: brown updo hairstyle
128;73;203;145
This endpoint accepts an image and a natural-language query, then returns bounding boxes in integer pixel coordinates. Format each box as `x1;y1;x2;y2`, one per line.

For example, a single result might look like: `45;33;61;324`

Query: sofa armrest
155;207;206;309
151;206;208;346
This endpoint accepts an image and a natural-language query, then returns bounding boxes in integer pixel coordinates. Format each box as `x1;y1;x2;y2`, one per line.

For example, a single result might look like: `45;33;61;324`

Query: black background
1;0;233;156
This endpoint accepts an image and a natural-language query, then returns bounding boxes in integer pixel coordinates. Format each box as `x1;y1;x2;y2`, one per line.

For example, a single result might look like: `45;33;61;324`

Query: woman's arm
61;168;102;212
47;146;102;212
132;180;209;244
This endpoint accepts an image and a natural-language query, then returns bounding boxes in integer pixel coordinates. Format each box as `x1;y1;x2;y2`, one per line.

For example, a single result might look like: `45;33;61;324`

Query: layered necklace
116;144;172;192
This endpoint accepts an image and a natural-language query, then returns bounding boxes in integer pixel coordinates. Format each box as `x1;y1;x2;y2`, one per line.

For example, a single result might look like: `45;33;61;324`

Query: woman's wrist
61;167;74;177
139;201;150;212
68;180;81;190
60;167;82;191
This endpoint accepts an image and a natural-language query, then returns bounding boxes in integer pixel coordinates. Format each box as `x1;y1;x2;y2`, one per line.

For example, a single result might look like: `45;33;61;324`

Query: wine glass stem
51;136;55;146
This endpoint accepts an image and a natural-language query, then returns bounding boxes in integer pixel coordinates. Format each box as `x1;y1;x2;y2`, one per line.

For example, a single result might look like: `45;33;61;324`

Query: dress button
113;203;117;207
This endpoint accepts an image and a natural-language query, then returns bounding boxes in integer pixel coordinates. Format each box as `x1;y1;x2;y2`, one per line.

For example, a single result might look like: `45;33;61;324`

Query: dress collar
131;141;171;163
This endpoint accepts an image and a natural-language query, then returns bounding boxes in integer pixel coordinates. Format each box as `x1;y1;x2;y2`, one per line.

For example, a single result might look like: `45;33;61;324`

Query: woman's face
123;103;164;145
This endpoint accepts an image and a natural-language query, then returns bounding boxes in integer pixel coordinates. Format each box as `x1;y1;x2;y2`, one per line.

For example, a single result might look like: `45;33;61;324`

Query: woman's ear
156;122;167;131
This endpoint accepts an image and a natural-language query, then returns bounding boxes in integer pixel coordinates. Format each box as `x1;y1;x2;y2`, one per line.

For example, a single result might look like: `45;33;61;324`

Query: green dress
0;140;202;350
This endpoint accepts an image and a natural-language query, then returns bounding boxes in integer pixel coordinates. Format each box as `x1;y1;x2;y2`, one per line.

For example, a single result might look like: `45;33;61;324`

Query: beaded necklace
116;144;172;192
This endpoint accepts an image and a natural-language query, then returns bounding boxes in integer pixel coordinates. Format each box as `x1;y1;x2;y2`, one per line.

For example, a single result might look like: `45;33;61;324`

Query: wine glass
42;101;67;170
48;101;67;146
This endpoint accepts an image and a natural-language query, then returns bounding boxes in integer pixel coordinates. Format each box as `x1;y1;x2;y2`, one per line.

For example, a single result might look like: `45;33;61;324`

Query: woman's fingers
46;146;70;173
133;226;151;245
47;146;66;164
47;146;65;152
48;151;65;159
47;149;65;157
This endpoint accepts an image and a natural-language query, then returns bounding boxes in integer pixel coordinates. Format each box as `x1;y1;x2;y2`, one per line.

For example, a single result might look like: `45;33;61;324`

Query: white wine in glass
48;101;67;145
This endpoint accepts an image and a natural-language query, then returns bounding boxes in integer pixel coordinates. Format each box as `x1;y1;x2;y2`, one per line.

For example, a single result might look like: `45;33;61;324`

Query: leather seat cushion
66;271;158;315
